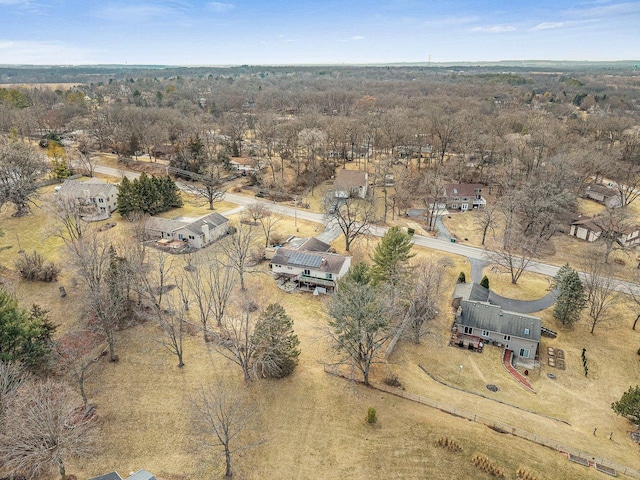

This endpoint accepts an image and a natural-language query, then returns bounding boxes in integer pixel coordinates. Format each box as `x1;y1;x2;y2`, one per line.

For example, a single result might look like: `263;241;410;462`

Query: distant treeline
1;61;638;84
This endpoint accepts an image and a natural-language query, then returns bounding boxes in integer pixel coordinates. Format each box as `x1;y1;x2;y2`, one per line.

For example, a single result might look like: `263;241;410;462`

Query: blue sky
0;0;638;64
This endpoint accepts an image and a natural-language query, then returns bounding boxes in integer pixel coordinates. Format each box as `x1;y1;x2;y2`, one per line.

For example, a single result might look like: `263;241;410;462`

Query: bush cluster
14;251;60;282
471;454;505;478
436;437;462;453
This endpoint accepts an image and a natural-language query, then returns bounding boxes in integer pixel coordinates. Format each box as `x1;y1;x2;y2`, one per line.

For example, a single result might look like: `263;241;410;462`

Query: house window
481;330;489;337
451;204;458;209
524;328;530;335
503;335;511;341
287;266;292;270
519;348;530;358
178;234;184;240
464;326;473;335
98;198;103;203
326;273;333;279
303;269;311;276
189;235;195;240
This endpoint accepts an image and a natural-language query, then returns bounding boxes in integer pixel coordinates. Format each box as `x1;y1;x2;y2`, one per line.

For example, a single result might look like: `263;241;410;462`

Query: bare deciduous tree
474;203;498;246
190;163;226;210
57;330;105;411
403;257;450;344
323;195;375;252
0;379;97;480
191;382;259;478
487;231;540;285
219;222;258;291
0;139;48;216
581;252;620;334
153;285;188;368
49;194;93;245
216;298;257;381
67;232;131;362
243;203;282;248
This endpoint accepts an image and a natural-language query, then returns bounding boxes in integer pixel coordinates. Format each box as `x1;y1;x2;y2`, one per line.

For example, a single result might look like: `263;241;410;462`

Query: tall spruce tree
553;264;587;325
252;303;300;378
369;226;415;285
116;173;182;216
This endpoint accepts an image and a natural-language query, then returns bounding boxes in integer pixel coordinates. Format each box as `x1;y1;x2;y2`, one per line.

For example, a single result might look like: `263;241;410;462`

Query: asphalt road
92;164;640;296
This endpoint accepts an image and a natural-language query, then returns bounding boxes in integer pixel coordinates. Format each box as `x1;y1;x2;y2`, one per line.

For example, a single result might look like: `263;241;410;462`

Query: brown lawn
2;184;640;479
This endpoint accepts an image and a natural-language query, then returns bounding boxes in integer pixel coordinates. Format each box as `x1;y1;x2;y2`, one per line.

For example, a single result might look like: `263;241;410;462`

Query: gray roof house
56;177;118;216
455;300;541;367
90;470;155;480
452;282;490;308
270;239;351;293
145;212;229;250
583;183;622;208
333;170;368;199
90;473;123;480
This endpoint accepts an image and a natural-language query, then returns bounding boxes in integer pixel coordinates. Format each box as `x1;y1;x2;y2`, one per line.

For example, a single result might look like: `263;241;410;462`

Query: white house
569;215;640;247
145;212;229;249
56;178;118;216
229;158;262;173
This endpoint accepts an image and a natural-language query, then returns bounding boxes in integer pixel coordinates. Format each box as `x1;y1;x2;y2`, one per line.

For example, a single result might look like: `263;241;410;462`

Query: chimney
202;222;210;240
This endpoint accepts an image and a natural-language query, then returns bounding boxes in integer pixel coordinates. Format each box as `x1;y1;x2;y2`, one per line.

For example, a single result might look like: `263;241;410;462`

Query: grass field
62;253;634;480
3;177;640;479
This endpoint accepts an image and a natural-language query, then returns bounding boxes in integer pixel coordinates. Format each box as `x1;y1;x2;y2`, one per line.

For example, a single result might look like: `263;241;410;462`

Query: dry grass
442;211;487;245
483;268;553;301
65;262;610;479
4;186;640;479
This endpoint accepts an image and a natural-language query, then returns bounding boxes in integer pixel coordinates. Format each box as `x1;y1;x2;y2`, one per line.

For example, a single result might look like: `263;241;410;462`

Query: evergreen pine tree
370;226;415;285
553;264;587;325
252;303;300;378
116;176;137;216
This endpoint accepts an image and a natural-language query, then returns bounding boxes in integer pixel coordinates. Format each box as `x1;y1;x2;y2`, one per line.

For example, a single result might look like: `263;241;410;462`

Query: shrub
383;375;402;388
516;467;539;480
366;407;377;424
436;437;463;453
457;271;466;283
471;454;505;478
14;251;60;282
480;275;490;289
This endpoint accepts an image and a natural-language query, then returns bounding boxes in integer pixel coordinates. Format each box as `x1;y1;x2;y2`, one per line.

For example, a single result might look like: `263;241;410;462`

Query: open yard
2;184;640;480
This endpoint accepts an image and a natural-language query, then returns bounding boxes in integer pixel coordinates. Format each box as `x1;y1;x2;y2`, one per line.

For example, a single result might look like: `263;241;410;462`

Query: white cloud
207;2;234;13
0;0;29;5
531;22;565;31
351;36;365;41
471;25;516;33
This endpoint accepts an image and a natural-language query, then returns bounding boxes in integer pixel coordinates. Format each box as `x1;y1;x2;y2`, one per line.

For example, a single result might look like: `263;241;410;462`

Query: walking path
502;349;535;392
